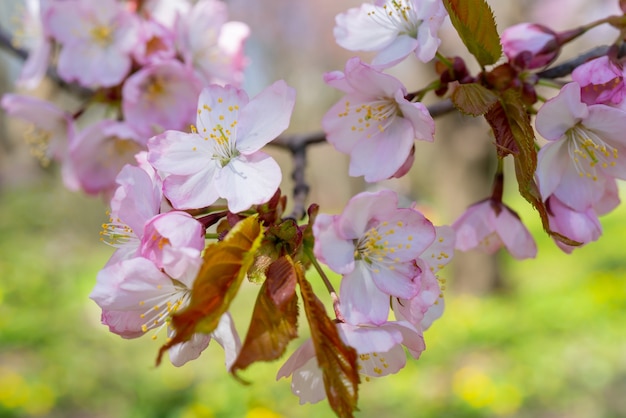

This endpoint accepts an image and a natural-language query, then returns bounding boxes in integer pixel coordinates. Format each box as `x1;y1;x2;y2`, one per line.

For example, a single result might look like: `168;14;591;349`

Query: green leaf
449;82;499;116
156;215;264;365
294;260;360;418
230;256;299;377
443;0;502;67
484;90;580;246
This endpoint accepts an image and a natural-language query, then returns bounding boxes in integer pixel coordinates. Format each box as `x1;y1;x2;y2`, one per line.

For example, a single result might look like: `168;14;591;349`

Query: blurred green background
1;173;626;418
2;1;626;417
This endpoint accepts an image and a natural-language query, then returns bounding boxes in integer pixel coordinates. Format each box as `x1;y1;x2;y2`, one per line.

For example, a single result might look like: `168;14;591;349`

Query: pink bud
501;23;559;69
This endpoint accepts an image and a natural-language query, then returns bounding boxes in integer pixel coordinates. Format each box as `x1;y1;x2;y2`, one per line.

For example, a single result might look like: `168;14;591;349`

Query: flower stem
304;248;345;322
436;52;454;70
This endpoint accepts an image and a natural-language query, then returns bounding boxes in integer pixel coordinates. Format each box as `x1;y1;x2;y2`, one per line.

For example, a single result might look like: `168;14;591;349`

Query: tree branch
537;43;626;79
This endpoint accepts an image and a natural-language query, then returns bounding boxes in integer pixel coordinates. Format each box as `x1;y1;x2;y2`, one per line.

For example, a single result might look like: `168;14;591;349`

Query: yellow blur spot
245;406;284;418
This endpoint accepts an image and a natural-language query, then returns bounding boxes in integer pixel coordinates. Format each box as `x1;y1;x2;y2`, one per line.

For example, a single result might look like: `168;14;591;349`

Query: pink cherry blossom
452;199;537;260
133;19;177;66
101;164;205;278
501;23;559;69
90;256;240;367
122;60;203;138
313;190;436;325
68;120;145;196
546;195;602;254
45;0;139;87
571;55;625;105
1;93;77;189
322;57;434;182
535;82;626;211
148;80;296;213
276;320;424;404
175;0;250;86
334;0;447;68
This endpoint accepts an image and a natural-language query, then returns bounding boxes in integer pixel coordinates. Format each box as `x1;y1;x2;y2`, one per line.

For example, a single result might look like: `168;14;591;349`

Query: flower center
23;123;52;166
195;98;241;167
138;281;190;340
100;211;138;248
354;221;409;273
90;25;114;47
339;98;402;138
367;0;421;37
567;124;618;181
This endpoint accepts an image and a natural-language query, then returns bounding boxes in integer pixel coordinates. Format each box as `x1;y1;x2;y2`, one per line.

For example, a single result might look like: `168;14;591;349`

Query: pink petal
536;82;588;140
312;214;356;275
339;263;391;325
215;152;282;213
236;80;296;153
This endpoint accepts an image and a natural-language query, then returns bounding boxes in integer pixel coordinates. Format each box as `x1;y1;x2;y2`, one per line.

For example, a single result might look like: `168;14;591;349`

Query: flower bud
501;23;559;69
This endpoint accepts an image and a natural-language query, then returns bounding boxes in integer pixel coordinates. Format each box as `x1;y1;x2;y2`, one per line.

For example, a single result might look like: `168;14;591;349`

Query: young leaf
621;0;626;13
484;90;580;246
156;215;264;365
443;0;502;67
294;259;360;418
230;256;299;377
449;82;499;116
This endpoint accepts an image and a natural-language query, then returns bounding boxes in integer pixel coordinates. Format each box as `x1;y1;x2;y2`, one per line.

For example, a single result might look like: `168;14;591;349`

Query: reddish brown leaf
230;256;299;376
444;0;502;67
449;82;499;116
485;90;580;246
620;0;626;13
294;259;360;418
156;215;264;365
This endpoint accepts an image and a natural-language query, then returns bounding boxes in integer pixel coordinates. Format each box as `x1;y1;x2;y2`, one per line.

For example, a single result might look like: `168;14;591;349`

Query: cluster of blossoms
4;0;626;416
2;0;248;197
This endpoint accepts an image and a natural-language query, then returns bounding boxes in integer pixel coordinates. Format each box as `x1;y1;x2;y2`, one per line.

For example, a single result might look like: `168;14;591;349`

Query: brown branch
537;43;626;79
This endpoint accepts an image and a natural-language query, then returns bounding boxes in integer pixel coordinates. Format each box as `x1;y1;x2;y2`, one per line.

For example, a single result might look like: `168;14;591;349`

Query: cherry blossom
175;0;250;86
276;320;424;404
122;60;203;138
101;164;205;278
68;120;144;196
0;94;77;189
322;57;434;182
132;19;177;66
334;0;447;68
571;56;625;105
90;256;240;367
535;82;626;211
147;80;296;213
45;0;139;87
313;189;436;325
452;199;537;260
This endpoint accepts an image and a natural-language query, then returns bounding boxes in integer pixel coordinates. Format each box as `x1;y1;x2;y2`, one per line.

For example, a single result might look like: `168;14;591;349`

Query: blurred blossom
0;94;78;189
453;199;537;260
69;120;144;196
45;0;139;87
122;59;203;138
175;0;250;86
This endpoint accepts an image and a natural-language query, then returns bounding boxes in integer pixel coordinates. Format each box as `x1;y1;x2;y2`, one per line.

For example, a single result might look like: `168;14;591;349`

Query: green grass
1;177;626;417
